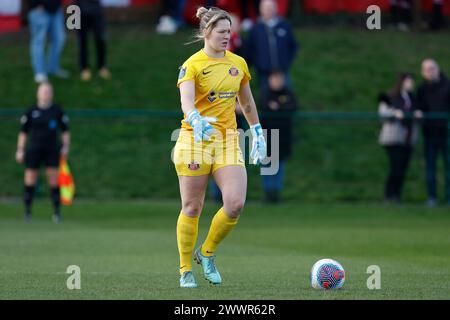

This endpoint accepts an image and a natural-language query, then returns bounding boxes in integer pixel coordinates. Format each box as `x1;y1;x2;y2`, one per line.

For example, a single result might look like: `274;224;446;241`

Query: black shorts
25;146;60;169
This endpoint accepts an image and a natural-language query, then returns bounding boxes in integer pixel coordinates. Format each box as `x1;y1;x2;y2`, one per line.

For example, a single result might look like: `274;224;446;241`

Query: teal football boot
179;271;197;288
194;247;222;285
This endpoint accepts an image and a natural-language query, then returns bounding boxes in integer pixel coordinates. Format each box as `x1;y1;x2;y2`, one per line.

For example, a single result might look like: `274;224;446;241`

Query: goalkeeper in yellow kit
173;6;267;288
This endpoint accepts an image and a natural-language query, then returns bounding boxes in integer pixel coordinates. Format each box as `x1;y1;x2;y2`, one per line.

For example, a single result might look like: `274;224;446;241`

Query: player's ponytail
187;7;232;44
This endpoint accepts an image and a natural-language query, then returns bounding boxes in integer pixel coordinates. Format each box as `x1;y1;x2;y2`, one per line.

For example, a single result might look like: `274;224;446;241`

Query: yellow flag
58;158;75;205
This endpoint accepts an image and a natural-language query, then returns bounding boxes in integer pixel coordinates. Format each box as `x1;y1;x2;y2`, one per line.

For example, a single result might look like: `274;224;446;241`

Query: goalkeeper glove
184;109;217;142
250;123;267;165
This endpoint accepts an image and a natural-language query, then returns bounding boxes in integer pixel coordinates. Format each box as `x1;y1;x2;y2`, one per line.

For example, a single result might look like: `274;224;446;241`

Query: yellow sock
177;211;199;275
201;207;238;257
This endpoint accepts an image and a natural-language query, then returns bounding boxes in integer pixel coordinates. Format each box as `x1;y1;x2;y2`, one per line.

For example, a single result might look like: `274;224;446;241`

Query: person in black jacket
260;70;298;203
390;0;412;31
429;0;445;31
75;0;111;81
15;83;70;223
417;59;450;206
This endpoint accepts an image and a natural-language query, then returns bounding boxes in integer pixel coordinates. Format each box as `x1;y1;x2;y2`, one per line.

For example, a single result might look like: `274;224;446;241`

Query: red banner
423;0;450;15
184;0;290;24
63;0;159;6
303;0;450;15
2;0;449;34
0;15;21;34
130;0;159;5
304;0;390;14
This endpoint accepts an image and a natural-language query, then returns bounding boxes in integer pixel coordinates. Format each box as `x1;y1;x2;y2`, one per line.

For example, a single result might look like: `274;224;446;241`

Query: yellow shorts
173;129;245;176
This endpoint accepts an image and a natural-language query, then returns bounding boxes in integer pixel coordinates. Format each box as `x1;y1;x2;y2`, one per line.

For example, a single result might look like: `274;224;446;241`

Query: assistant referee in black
15;83;70;223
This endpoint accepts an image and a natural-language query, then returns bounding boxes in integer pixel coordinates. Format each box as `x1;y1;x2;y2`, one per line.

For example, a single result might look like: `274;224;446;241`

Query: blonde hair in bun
196;7;209;19
190;6;231;43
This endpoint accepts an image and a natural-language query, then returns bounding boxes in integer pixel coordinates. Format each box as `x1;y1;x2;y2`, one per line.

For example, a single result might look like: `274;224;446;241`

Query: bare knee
223;198;245;219
45;168;58;187
24;170;38;186
47;176;58;187
182;200;204;217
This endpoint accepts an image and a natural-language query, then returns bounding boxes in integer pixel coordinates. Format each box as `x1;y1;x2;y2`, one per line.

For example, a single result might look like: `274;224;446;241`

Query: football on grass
311;259;345;289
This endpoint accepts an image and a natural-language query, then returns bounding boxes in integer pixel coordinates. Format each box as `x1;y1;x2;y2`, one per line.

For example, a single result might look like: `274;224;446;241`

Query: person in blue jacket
244;0;299;90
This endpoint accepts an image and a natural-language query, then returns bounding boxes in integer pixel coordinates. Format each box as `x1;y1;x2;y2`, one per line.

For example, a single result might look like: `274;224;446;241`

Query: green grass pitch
0;200;449;300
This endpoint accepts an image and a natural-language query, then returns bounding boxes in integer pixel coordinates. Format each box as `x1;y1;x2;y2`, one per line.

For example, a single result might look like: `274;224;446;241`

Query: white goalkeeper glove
184;109;217;142
250;123;267;165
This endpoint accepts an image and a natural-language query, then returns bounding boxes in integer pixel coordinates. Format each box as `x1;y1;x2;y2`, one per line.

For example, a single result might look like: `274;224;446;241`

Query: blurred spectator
211;0;260;30
390;0;412;31
155;0;186;35
205;0;217;7
27;0;69;83
260;70;298;203
378;73;422;204
227;13;243;55
75;0;111;81
429;0;445;31
244;0;298;90
240;0;260;31
416;59;450;207
15;83;70;223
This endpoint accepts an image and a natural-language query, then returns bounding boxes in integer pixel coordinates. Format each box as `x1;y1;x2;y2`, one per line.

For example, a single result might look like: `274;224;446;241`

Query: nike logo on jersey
202;70;212;75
